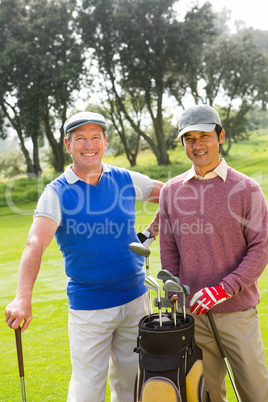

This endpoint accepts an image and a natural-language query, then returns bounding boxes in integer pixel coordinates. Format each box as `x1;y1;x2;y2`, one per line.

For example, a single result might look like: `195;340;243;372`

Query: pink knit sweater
159;166;268;313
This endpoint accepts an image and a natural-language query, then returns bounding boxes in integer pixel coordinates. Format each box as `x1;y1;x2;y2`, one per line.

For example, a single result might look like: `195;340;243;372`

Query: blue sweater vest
49;166;146;309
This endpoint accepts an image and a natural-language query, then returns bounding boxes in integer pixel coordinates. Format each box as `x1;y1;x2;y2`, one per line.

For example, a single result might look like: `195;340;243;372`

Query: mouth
193;151;206;156
82;152;97;157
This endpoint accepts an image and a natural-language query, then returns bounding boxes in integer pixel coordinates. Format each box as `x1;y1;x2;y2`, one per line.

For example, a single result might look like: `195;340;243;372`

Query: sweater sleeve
221;183;268;296
159;184;181;277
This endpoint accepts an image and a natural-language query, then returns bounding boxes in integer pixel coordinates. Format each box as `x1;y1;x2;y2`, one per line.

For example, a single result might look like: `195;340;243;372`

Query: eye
184;136;193;143
93;136;102;142
200;133;209;139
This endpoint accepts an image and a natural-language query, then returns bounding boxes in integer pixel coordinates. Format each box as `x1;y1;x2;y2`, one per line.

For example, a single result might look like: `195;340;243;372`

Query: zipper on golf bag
134;313;209;402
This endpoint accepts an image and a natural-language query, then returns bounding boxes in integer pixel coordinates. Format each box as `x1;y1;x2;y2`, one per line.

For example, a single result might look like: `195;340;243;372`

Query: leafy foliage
78;0;220;165
1;0;268;168
0;0;85;175
0;149;26;178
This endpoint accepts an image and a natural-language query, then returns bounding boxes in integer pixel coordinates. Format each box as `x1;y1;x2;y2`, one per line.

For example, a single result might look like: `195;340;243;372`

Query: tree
0;0;41;175
97;90;145;166
199;31;268;155
78;0;219;165
0;0;85;175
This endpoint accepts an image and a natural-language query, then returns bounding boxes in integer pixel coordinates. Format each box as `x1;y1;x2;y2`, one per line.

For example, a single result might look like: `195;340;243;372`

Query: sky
177;0;267;32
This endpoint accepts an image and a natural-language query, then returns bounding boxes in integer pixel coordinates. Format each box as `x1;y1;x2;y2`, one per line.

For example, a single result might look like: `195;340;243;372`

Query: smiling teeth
83;153;95;156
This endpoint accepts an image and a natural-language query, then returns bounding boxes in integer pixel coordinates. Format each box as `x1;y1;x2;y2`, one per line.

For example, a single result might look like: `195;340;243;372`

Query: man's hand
137;230;155;248
5;298;32;333
190;284;231;315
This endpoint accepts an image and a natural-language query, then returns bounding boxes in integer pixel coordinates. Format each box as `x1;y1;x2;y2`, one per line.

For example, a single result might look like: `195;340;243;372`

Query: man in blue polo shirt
5;111;163;401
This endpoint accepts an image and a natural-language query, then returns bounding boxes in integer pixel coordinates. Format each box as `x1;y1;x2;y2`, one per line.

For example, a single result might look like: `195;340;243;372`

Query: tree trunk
110;75;170;165
31;134;42;177
41;106;65;172
147;92;170;165
0;101;37;176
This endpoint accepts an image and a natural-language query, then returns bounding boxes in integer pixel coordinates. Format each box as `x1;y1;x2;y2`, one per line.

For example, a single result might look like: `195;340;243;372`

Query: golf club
207;311;241;402
163;280;184;326
181;284;190;322
129;242;151;316
172;296;177;326
15;327;26;402
144;276;162;326
153;296;173;311
159;273;189;322
157;270;182;288
157;270;182;313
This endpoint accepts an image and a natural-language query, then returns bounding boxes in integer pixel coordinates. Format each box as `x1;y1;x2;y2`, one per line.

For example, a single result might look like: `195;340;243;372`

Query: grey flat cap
64;111;108;134
178;105;221;139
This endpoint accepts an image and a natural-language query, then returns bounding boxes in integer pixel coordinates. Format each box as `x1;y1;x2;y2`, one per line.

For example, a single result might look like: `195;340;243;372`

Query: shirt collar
183;159;228;184
64;163;111;184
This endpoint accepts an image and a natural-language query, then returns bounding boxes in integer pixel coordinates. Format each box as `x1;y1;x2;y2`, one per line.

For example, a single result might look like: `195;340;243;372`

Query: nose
84;138;94;148
192;138;202;149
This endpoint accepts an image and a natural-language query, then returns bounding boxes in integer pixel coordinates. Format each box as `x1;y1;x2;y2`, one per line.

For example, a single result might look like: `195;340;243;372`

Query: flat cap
64;111;108;134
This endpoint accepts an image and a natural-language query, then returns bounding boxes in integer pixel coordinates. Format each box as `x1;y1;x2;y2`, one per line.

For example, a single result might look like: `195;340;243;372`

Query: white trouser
67;293;148;402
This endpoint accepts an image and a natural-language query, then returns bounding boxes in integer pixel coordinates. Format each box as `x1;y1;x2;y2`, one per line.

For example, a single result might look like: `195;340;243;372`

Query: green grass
1;133;268;401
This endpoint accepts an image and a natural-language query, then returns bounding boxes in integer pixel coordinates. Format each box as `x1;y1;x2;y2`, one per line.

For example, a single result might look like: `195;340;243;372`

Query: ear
219;129;225;144
104;136;108;150
64;137;72;154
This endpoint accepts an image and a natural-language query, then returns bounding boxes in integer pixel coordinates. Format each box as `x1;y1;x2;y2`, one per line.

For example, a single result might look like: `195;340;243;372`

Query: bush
0;174;57;208
0;149;26;178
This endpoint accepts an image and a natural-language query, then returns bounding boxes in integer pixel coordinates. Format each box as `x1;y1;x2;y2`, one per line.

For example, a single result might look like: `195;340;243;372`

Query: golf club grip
15;327;25;377
207;311;226;359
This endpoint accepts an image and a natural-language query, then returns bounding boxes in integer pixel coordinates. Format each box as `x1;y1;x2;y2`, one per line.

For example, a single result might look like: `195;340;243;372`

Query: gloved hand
137;230;155;248
190;284;231;315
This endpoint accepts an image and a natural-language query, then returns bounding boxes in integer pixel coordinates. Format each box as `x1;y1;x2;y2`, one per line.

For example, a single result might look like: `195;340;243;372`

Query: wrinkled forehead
70;123;107;138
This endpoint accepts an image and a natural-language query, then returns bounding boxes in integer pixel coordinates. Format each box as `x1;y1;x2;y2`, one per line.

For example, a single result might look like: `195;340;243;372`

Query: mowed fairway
1;135;268;401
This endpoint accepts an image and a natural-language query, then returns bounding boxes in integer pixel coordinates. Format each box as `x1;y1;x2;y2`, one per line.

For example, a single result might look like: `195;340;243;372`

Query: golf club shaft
147;289;151;318
157;289;162;327
207;311;241;402
145;257;149;276
172;298;177;326
15;327;26;402
182;293;186;321
145;257;150;318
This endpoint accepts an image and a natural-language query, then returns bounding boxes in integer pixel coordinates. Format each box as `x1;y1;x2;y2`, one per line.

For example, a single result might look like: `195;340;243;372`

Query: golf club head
157;269;174;281
157;270;181;286
163;280;184;293
153;296;172;309
147;275;159;288
146;276;161;303
144;277;159;292
129;242;150;257
182;284;190;296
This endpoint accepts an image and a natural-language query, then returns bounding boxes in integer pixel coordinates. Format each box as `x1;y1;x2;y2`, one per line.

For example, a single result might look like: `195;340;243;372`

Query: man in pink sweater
159;105;268;401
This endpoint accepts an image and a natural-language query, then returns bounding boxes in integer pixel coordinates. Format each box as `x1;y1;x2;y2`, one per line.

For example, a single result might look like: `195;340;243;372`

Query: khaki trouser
67;294;148;402
187;307;268;402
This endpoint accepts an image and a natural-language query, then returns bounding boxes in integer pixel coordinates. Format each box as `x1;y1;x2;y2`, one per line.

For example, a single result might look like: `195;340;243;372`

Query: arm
191;184;268;315
139;181;163;242
222;186;268;296
159;185;181;276
5;217;58;333
145;180;164;203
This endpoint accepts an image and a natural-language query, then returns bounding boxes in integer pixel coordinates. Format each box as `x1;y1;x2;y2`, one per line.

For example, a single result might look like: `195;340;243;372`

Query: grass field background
1;133;268;401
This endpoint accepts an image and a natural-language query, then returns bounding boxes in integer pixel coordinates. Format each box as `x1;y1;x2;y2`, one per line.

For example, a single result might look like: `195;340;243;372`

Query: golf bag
134;312;209;402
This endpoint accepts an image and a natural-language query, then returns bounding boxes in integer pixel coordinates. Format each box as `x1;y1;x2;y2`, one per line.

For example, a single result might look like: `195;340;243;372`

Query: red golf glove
190;284;231;315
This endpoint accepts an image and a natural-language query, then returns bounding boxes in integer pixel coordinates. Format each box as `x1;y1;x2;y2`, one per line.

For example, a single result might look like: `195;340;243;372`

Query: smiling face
65;123;107;181
182;129;225;177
